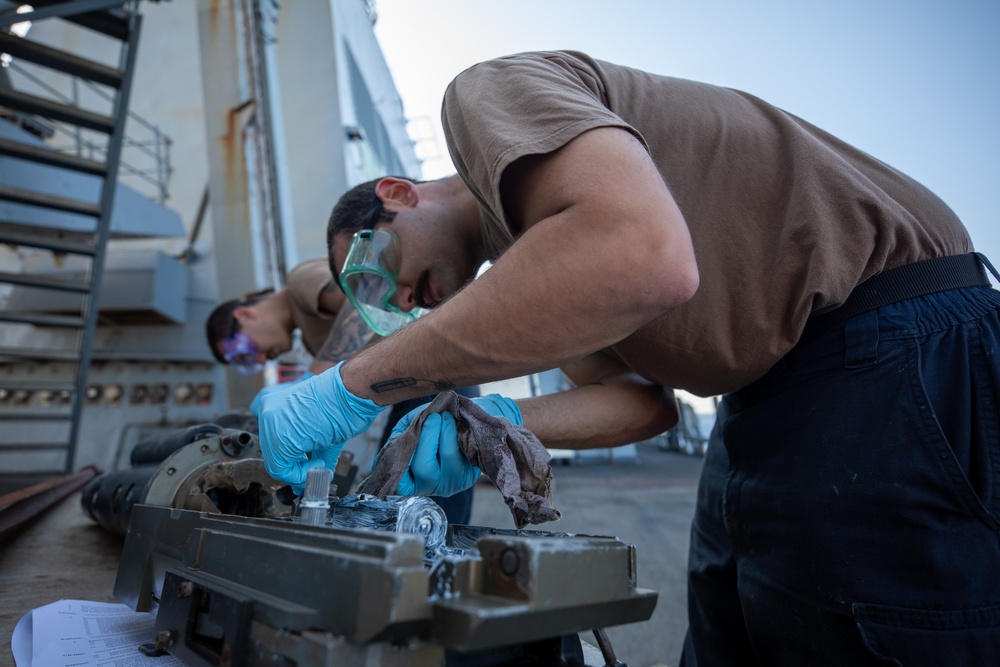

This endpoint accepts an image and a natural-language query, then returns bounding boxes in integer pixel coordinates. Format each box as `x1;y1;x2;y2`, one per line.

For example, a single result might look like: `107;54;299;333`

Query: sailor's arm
308;303;376;374
341;126;698;403
515;352;678;450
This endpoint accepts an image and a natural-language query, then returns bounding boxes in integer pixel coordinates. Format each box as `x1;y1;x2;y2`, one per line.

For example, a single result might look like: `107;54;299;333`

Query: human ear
232;305;256;326
375;177;419;208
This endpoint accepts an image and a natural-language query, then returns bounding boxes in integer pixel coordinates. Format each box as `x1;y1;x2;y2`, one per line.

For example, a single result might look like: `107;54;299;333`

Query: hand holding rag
357;392;561;528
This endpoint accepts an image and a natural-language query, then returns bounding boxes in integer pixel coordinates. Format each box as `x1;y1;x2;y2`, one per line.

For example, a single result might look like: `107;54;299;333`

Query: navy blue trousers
681;286;1000;666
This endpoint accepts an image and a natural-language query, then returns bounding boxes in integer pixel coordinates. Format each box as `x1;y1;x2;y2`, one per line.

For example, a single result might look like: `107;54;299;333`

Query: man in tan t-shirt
256;52;1000;665
206;258;370;376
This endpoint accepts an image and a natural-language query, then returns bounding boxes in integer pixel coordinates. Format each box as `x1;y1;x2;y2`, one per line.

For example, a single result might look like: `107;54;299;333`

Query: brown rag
356;391;561;529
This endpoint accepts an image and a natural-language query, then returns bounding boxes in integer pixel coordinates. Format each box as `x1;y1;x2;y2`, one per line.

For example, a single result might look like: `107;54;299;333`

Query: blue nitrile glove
249;372;313;415
256;362;382;494
393;394;522;497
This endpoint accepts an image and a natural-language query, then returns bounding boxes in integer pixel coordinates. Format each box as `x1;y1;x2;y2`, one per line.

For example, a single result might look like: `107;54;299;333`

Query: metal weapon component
115;504;658;666
394;496;448;553
328;494;450;556
299;466;333;526
85;428;658;664
81;427;293;534
128;423;228;466
82;419;360;535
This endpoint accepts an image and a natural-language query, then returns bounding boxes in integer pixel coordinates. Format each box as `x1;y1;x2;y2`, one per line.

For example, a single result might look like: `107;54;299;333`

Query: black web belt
801;252;998;341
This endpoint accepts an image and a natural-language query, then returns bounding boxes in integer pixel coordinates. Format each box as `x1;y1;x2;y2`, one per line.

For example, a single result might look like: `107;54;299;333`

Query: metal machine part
128;423;229;466
85;429;658;664
298;471;452;554
299;466;333;526
115;504;658;666
327;494;450;557
82;417;357;536
81;426;293;535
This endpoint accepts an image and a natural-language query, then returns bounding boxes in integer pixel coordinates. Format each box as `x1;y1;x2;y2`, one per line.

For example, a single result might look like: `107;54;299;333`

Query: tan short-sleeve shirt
285;258;337;356
442;51;972;395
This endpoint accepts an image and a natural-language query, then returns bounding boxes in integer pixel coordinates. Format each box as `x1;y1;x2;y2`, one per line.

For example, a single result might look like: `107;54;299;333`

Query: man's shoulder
286;259;336;307
288;257;330;279
286;259;333;289
451;50;597;86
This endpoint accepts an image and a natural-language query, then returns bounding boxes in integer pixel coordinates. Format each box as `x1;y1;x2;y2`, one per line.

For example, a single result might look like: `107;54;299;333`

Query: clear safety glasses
338;197;427;336
220;324;265;375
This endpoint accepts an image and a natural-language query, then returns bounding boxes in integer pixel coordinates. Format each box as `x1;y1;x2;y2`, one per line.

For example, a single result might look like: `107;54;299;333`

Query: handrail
5;59;173;202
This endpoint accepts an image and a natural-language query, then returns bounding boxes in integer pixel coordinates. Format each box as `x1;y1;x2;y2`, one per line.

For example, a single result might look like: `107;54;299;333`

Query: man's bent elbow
651;250;700;312
621;384;679;446
653;385;680;433
671;259;700;308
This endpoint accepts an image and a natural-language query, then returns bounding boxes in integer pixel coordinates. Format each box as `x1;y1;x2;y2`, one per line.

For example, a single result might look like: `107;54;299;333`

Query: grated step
0;227;97;256
0;347;80;362
0;136;108;177
0;88;115;134
2;0;132;41
0;33;123;88
0;185;102;216
0;311;86;329
0;269;92;293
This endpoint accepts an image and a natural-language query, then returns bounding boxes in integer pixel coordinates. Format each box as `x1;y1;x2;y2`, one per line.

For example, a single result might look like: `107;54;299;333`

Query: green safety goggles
338;197;428;336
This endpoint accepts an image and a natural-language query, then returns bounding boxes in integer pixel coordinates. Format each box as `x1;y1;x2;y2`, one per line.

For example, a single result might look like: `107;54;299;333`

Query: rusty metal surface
0;464;101;542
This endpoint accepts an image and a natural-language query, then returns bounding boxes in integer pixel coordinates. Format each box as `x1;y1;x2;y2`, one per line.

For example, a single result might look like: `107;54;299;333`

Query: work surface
0;444;703;667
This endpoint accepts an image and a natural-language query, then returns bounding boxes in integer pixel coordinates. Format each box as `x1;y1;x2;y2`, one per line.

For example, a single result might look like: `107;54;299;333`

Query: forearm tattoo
315;305;375;363
371;377;456;394
319;297;457;394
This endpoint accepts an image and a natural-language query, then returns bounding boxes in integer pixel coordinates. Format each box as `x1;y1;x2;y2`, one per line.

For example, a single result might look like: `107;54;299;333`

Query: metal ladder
0;1;142;483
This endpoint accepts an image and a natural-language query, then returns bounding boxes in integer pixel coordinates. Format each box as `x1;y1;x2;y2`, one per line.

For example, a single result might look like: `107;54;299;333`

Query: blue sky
373;0;1000;267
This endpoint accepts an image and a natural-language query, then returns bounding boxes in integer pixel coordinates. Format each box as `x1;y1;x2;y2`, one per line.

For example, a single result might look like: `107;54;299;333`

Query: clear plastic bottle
275;329;312;384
